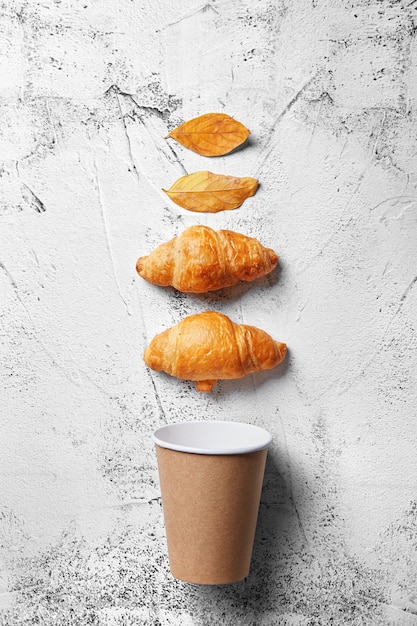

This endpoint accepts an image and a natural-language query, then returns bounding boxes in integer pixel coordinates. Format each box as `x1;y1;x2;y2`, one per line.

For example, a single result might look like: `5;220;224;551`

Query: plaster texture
1;0;417;624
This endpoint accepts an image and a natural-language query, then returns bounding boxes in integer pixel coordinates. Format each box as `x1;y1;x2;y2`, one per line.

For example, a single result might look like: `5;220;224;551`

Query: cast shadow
204;135;255;157
184;449;306;622
160;261;282;309
211;348;290;400
247;450;298;599
195;261;282;305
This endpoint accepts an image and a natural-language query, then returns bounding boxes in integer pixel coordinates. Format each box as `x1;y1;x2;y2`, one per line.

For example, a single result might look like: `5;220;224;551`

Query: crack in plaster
93;156;132;316
256;72;321;176
20;183;46;213
163;4;219;30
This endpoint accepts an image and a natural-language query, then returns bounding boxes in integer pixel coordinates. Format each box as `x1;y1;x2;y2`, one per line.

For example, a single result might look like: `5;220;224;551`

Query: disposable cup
153;420;272;585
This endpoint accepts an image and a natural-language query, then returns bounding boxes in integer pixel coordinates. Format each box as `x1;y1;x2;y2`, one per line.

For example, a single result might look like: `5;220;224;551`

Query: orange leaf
166;113;250;156
162;171;258;213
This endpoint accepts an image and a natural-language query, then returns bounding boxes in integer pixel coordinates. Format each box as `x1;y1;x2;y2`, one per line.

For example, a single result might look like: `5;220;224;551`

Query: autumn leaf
166;113;250;157
162;171;258;213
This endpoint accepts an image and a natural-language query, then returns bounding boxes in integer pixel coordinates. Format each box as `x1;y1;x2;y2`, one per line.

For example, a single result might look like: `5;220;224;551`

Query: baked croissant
143;311;287;392
136;225;278;293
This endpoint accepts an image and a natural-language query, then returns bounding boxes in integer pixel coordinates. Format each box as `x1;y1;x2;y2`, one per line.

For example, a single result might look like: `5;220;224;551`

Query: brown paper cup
153;421;271;585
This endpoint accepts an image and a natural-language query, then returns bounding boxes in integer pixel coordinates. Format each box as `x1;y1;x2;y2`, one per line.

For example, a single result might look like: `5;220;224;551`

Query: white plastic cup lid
152;420;272;455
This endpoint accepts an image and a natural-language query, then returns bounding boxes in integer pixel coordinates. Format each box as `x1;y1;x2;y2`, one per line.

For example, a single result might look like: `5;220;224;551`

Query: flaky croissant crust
143;311;287;392
136;225;278;293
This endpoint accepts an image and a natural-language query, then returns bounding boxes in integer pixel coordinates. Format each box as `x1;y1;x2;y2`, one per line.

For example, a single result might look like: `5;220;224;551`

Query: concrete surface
1;0;417;624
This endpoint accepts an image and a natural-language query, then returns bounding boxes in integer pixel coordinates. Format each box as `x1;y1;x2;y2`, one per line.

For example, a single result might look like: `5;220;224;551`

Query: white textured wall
1;1;417;624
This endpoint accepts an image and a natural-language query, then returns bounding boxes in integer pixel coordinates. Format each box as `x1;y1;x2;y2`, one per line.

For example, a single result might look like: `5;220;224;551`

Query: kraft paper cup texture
153;421;272;585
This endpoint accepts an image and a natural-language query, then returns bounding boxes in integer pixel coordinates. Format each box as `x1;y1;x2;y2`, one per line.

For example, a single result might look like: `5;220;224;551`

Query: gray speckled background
1;0;417;624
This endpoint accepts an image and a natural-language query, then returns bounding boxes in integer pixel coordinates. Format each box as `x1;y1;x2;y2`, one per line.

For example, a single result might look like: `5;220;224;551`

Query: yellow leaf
162;171;258;213
166;113;250;157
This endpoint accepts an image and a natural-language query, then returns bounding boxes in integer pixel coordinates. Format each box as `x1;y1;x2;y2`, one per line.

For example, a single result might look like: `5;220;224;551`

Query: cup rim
152;420;272;455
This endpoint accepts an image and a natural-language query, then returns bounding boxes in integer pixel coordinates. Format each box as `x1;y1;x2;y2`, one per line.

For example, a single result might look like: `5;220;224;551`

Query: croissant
143;311;287;392
136;225;278;293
